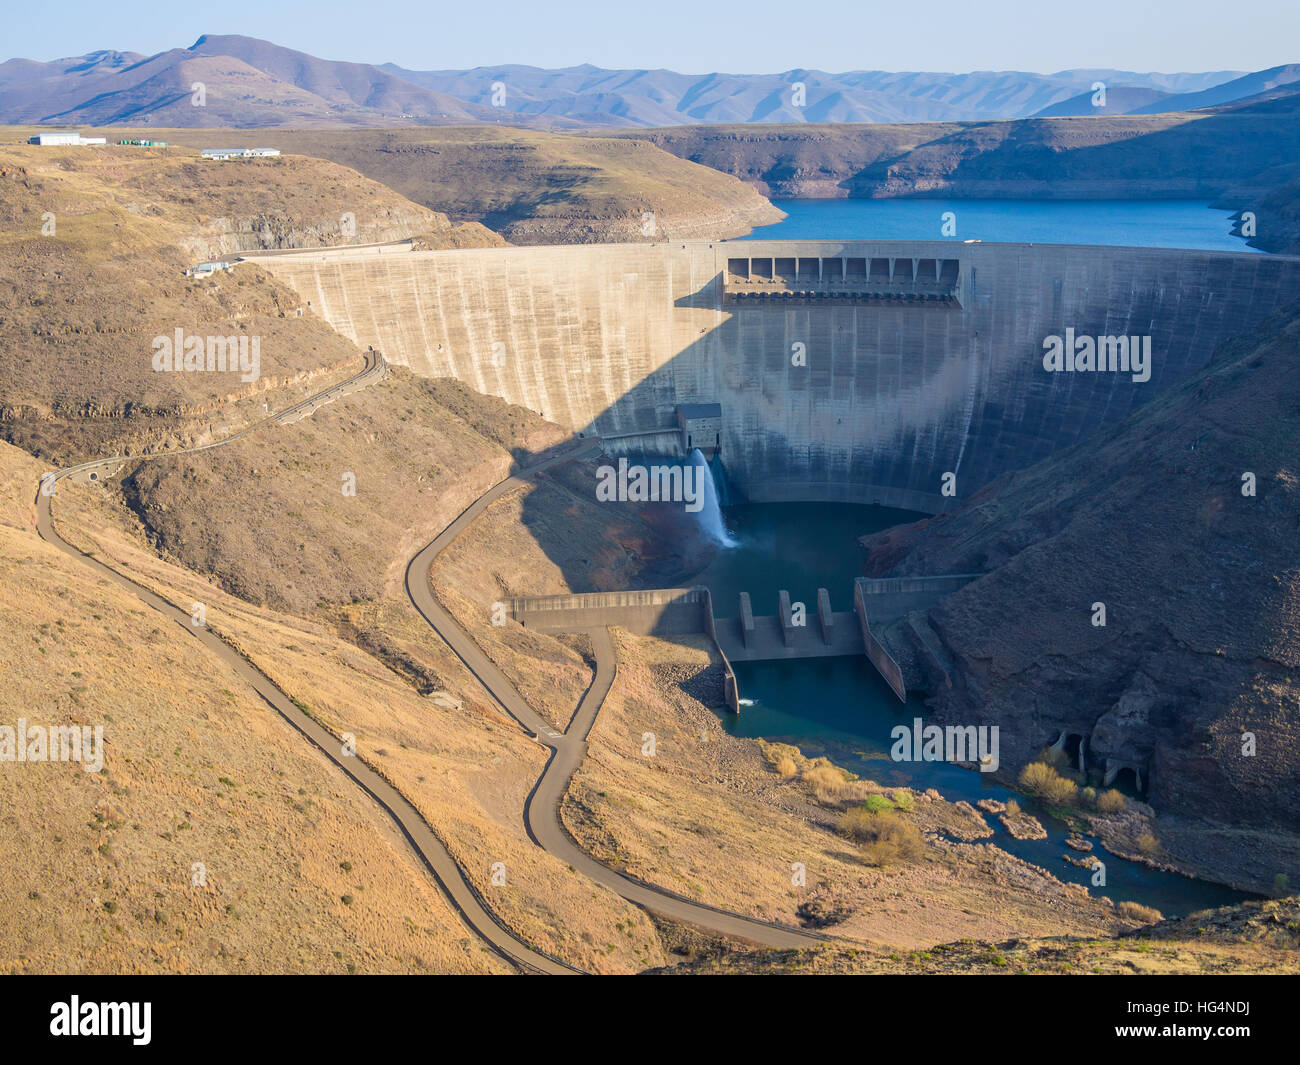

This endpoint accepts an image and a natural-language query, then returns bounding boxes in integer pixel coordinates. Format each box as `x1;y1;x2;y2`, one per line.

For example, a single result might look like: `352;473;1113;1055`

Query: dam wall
506;587;706;635
261;241;1300;510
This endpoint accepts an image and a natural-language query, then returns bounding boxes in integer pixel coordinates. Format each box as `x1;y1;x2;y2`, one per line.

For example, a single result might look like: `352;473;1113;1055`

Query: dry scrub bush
804;762;852;803
1116;900;1164;925
1019;761;1079;806
774;756;798;779
1097;789;1127;814
1136;830;1162;857
838;807;924;868
1036;746;1072;771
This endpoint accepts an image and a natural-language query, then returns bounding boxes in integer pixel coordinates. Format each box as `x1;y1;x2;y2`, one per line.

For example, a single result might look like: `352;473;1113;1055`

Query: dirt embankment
43;431;671;975
137;128;784;244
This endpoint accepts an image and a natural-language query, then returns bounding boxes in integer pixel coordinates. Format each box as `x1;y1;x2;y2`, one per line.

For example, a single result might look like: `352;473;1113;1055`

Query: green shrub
1081;786;1098;807
838;805;880;840
862;794;895;814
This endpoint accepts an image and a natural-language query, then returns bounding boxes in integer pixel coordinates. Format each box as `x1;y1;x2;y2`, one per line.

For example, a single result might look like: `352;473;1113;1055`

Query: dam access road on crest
35;348;821;975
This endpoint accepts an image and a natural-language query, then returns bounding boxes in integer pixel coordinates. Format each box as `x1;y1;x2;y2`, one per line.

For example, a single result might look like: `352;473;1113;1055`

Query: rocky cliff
621;90;1300;254
861;304;1300;836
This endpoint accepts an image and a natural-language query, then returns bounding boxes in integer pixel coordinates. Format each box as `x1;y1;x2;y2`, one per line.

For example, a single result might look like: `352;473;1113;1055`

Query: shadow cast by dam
494;241;1300;599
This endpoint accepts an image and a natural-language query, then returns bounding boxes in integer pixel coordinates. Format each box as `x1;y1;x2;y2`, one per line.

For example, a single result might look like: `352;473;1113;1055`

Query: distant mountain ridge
0;34;565;129
383;63;1247;125
1033;63;1300;117
0;34;1277;129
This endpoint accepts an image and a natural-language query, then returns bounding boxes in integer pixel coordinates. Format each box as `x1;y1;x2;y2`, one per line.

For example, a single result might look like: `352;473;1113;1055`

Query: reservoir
688;498;1253;917
741;198;1262;252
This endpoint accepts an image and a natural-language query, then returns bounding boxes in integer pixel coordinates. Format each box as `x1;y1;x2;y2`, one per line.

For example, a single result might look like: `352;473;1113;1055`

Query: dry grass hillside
0;440;508;974
45;435;671;974
95;127;784;243
0;138;498;462
118;369;564;615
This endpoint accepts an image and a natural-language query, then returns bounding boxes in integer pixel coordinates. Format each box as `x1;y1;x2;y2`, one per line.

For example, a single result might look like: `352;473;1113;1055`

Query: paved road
34;352;579;975
405;451;824;949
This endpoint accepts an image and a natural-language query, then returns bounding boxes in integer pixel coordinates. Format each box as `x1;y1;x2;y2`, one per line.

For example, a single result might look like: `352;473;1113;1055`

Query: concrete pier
817;588;834;645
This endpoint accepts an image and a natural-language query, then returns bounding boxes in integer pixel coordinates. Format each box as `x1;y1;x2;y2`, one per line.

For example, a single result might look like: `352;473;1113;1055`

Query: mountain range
1;34;1294;129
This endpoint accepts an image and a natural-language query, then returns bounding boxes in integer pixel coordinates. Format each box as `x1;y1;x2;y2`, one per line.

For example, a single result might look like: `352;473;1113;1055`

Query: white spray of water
688;448;737;547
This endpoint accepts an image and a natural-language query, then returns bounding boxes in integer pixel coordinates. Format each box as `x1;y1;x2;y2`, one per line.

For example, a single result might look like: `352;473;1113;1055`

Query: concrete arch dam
257;240;1300;512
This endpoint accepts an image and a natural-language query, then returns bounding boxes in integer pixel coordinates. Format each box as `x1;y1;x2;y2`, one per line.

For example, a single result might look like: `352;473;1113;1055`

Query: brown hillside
0;141;498;462
86;127;784;244
0;440;507;974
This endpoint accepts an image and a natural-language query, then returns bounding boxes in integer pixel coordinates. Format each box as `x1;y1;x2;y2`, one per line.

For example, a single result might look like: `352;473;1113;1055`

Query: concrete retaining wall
700;587;740;712
505;588;706;635
507;586;741;710
856;573;982;624
855;580;907;701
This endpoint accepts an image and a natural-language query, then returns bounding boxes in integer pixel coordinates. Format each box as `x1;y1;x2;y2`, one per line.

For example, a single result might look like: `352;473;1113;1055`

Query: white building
201;148;281;161
28;132;107;146
185;261;234;278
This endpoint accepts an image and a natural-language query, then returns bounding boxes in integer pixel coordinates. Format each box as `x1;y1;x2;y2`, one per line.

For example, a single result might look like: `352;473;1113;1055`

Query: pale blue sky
8;0;1299;74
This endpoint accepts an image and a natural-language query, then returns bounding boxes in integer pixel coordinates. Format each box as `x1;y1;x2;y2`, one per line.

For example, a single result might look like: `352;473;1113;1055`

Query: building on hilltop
200;148;281;161
185;261;235;278
28;132;107;146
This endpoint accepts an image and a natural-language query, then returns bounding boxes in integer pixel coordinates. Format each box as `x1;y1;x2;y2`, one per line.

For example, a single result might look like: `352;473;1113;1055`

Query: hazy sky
8;0;1299;73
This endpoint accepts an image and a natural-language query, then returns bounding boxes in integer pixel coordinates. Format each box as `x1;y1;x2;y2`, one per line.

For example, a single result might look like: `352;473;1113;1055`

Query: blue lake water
739;198;1261;253
688;499;1252;918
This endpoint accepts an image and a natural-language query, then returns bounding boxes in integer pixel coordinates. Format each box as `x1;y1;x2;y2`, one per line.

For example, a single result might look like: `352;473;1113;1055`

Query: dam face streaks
258;240;1300;512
